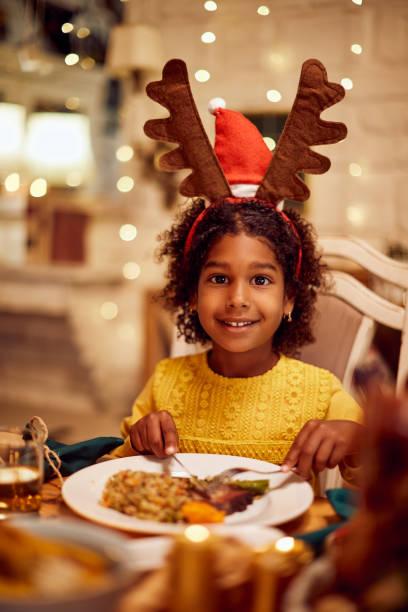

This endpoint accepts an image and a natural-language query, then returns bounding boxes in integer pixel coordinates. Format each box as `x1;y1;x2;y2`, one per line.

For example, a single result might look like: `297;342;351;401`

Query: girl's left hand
282;419;364;479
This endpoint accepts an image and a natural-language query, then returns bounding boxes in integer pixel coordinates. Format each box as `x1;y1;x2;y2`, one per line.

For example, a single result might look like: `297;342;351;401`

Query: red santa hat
208;98;272;198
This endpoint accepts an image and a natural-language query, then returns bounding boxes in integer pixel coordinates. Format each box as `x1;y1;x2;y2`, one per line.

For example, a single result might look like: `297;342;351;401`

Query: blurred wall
126;0;408;250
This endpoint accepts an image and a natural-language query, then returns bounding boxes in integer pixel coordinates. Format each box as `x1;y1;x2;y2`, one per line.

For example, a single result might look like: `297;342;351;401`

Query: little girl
112;58;363;481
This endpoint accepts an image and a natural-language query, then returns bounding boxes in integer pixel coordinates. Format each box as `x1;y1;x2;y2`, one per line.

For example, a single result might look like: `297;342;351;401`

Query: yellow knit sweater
112;352;362;465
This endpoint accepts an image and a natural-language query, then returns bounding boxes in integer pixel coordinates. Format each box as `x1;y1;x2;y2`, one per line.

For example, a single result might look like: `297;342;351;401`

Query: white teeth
224;321;253;327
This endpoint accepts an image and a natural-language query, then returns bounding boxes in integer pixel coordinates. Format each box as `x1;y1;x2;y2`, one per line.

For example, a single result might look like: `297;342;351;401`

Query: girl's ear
189;294;197;310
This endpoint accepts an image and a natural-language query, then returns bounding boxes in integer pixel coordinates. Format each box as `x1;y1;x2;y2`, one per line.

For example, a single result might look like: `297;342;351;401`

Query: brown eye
210;274;228;284
252;275;271;286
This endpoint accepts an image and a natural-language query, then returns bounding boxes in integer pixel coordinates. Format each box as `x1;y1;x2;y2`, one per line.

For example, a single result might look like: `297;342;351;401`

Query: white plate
62;453;313;535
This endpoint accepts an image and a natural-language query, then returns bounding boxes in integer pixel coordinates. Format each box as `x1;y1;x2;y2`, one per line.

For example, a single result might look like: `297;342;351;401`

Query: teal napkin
44;437;123;480
295;488;359;555
326;487;359;520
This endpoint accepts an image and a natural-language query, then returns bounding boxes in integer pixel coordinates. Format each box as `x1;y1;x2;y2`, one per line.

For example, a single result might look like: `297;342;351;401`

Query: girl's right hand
129;411;179;458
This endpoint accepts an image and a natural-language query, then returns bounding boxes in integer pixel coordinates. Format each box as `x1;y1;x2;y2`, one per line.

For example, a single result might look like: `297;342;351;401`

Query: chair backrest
298;293;375;392
312;236;408;394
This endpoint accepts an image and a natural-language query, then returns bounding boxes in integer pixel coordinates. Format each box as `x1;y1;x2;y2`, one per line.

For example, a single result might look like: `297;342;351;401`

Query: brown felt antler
143;59;232;203
256;59;347;203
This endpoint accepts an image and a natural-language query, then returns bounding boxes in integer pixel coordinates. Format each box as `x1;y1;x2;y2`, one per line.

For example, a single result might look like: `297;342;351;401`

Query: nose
226;280;250;310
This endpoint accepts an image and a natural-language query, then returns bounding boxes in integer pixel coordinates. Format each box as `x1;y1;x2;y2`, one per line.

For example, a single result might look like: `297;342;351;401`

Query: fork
171;455;211;497
172;456;283;485
210;465;284;484
171;454;198;479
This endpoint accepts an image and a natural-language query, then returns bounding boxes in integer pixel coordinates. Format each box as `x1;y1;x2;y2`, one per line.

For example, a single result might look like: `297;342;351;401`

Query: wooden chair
302;236;408;395
303;235;408;489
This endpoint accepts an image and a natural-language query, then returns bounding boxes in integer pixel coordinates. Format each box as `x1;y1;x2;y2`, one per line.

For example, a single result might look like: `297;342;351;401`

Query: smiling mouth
218;320;259;328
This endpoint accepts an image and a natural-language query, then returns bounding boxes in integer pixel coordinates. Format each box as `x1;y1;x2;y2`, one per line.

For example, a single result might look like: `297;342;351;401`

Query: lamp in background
107;24;164;148
106;24;163;84
24;112;94;187
0;102;26;176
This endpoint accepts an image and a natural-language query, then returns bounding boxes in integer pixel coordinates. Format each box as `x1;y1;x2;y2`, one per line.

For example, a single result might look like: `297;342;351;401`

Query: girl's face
194;233;294;355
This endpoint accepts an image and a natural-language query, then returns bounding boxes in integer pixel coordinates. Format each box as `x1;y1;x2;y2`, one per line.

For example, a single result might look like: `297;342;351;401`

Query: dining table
15;477;345;612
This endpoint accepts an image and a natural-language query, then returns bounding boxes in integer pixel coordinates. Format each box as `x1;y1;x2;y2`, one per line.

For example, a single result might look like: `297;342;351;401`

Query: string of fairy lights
54;13;141;324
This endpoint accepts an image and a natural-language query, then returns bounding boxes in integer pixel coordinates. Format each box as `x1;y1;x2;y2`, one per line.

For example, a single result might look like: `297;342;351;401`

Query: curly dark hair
157;198;327;356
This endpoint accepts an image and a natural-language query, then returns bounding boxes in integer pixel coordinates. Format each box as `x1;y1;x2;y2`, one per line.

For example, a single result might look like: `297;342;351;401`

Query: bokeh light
119;224;138;241
100;302;118;320
30;178;47;197
116;176;134;192
116;145;134;162
123;262;141;280
266;89;282;102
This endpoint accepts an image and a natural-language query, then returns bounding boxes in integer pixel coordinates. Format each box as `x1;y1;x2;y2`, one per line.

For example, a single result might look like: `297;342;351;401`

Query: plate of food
0;517;136;612
62;453;313;534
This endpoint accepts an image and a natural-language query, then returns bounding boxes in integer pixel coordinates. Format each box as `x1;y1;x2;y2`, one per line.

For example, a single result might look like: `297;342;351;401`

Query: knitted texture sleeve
326;375;363;423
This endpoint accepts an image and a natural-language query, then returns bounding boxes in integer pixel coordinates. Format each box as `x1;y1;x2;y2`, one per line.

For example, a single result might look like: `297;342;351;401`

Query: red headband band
183;199;303;279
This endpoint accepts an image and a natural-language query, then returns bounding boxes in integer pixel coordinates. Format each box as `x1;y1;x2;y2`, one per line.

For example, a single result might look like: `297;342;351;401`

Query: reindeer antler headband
144;58;347;276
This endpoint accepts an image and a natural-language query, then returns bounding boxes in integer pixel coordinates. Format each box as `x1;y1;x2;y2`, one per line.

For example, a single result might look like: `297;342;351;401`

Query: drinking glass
0;426;44;513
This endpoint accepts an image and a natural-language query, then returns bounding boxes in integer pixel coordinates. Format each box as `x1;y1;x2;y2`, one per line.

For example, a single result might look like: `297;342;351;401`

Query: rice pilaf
101;470;191;523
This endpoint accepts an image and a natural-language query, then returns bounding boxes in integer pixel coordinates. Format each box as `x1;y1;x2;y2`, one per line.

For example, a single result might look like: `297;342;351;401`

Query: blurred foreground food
0;523;112;598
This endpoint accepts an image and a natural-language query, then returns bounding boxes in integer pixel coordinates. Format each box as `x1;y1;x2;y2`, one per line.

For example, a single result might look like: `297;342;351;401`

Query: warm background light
61;22;74;33
80;57;95;70
266;89;282;102
351;43;363;54
204;1;217;11
4;173;21;192
77;27;90;39
349;162;363;177
116;175;134;192
347;205;365;226
25;112;94;185
65;171;83;187
195;69;211;83
257;6;270;16
122;262;141;279
65;97;80;111
65;53;79;66
0;103;26;171
29;178;47;198
116;145;134;162
341;77;353;90
119;224;137;241
201;32;216;44
268;52;285;68
100;302;118;320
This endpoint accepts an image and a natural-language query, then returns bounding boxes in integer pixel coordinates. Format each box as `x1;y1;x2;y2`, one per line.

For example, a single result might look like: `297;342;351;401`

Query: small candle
169;525;218;612
251;537;313;611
